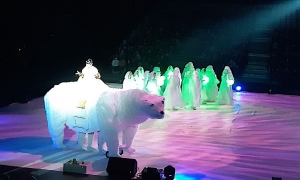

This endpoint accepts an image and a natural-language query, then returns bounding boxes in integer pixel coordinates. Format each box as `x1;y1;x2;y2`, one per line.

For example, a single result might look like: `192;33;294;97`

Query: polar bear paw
54;143;66;149
124;147;136;153
85;146;99;153
119;145;136;153
98;144;107;155
74;144;83;150
119;144;126;149
106;151;122;158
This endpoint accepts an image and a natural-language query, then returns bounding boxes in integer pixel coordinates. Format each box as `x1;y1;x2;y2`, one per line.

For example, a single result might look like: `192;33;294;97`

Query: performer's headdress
185;62;194;68
86;58;93;65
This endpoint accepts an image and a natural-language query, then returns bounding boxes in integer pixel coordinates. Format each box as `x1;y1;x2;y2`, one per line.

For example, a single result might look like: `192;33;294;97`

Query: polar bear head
139;92;165;119
117;89;165;123
104;89;165;125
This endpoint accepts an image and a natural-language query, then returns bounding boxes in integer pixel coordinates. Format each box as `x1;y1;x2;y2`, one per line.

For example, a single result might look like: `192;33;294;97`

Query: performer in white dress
216;66;234;105
143;71;150;91
153;67;165;95
196;68;209;104
75;59;108;152
186;70;201;110
161;65;174;94
123;71;136;90
182;62;195;79
181;62;195;106
133;66;145;90
205;65;219;102
163;67;184;110
146;71;160;95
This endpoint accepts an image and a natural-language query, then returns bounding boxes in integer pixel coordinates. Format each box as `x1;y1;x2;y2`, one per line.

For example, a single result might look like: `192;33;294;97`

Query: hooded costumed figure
181;62;195;106
133;66;145;90
205;65;219;102
216;66;234;105
163;67;184;110
161;65;174;94
123;71;136;90
153;67;165;95
186;70;201;110
196;68;209;104
143;70;150;91
146;71;160;95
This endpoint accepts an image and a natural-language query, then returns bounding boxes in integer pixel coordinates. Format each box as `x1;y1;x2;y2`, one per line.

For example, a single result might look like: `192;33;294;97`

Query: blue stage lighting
236;86;242;91
174;173;206;180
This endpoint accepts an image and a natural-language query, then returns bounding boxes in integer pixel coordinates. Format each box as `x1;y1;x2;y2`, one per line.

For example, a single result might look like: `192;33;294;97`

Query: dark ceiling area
0;0;161;106
0;0;299;107
163;0;286;4
0;0;160;68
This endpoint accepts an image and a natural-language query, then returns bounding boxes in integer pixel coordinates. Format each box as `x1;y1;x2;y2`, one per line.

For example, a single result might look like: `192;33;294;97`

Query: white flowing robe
196;69;208;104
217;69;234;105
205;66;219;102
143;71;150;91
134;67;145;90
77;65;109;106
163;68;184;109
123;72;137;90
146;72;160;95
161;68;173;94
181;70;194;106
186;71;201;108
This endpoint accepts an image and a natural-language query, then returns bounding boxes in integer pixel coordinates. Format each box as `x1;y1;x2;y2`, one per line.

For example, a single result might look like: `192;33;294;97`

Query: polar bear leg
76;132;85;149
87;133;94;148
102;128;121;157
45;108;66;149
86;133;98;152
122;125;138;153
97;131;106;154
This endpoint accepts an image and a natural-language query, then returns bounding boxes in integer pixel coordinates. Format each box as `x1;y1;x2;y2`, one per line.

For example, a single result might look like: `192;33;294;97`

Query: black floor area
0;164;140;180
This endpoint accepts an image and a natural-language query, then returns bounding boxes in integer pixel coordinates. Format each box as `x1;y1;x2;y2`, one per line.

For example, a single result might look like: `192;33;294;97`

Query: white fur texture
44;84;165;157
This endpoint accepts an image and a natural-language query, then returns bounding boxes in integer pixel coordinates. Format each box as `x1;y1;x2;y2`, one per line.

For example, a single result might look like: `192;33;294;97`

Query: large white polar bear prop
44;82;165;157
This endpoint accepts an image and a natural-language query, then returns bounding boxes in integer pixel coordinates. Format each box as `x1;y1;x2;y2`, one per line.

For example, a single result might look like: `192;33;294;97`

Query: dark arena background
1;0;300;180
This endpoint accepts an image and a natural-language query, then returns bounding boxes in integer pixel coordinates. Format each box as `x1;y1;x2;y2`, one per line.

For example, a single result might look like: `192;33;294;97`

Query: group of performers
75;59;235;111
72;59;234;151
123;62;235;110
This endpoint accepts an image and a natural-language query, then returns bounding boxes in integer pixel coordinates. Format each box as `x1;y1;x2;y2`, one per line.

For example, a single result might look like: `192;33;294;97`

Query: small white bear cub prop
44;83;165;157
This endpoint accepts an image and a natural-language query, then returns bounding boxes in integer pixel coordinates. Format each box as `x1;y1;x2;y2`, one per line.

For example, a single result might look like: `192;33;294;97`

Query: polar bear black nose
160;111;164;115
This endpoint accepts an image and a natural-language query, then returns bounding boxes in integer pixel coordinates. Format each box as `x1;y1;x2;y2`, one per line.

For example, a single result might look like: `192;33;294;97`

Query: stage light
175;174;206;180
203;75;209;85
164;165;175;180
236;86;241;91
106;157;138;178
63;158;86;174
142;167;162;180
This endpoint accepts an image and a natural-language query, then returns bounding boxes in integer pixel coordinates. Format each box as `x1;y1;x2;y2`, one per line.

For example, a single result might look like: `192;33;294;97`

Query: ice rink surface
1;83;300;180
